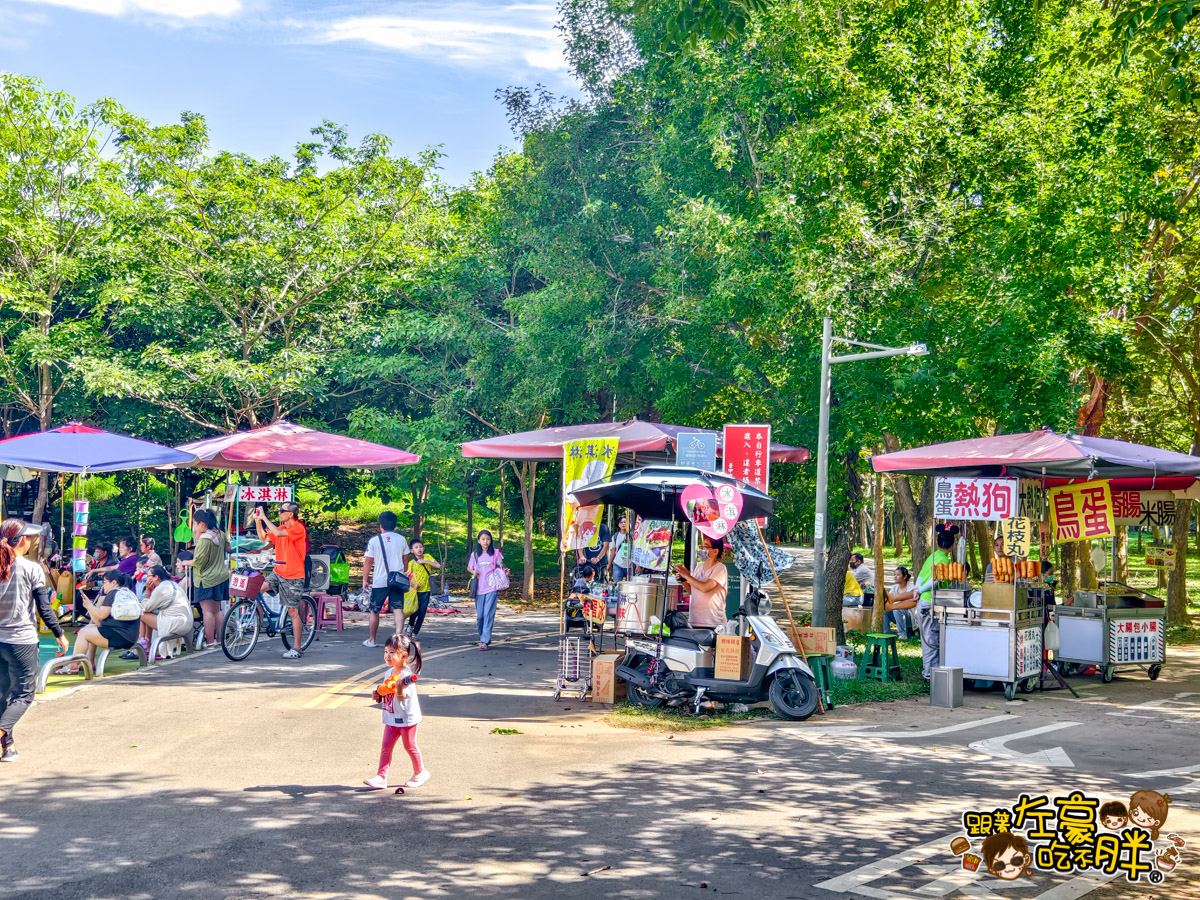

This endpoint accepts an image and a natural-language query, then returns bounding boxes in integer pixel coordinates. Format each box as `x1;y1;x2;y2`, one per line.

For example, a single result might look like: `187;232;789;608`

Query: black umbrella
573;465;775;521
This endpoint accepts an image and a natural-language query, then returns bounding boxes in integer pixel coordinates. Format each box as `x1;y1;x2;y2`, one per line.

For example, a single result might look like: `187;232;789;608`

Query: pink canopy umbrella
176;420;420;472
461;418;809;464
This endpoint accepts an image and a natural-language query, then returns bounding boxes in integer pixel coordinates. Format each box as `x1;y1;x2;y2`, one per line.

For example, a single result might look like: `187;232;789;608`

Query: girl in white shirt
364;633;429;790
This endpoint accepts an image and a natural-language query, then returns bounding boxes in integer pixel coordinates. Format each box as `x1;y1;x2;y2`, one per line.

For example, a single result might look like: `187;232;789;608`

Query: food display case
935;583;1046;701
1054;583;1166;682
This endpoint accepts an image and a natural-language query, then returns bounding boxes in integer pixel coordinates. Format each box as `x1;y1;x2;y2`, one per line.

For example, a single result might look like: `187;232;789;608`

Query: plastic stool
858;633;902;683
807;654;835;709
316;594;343;631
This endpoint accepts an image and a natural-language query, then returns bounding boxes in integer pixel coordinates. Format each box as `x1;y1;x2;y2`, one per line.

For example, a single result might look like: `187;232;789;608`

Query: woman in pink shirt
673;535;728;629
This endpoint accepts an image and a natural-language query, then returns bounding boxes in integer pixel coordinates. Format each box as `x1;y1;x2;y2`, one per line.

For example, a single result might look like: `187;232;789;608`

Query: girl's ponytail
0;518;28;583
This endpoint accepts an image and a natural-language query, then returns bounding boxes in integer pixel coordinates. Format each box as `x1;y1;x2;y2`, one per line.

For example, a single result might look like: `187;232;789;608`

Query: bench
35;654;94;694
95;628;196;677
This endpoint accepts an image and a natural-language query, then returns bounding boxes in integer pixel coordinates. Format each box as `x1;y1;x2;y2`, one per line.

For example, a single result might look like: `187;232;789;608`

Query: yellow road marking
302;663;387;708
324;678;384;710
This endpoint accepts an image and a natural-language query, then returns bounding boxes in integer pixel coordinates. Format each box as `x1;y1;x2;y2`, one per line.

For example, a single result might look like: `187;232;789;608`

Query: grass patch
489;727;522;735
828;632;930;705
603;702;771;731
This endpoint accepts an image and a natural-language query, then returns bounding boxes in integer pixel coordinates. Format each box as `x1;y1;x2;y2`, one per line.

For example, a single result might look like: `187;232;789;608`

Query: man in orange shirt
253;502;309;659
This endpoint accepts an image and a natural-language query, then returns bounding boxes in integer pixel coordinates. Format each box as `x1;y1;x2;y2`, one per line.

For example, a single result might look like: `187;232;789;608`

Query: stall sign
1001;517;1032;559
675;431;717;472
723;423;771;525
933;477;1017;521
630;516;672;572
1144;545;1175;569
1112;490;1177;527
560;437;619;552
1049;481;1115;542
230;485;294;504
1016;626;1042;679
1109;619;1165;664
1018;479;1046;522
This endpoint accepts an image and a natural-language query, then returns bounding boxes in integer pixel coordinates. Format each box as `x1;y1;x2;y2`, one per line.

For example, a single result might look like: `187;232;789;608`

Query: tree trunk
891;473;934;580
1115;528;1129;582
1168;499;1192;624
967;527;979;582
893;511;905;557
827;525;853;645
513;461;538;602
1061;541;1079;598
1080;539;1097;589
498;470;505;548
1154;527;1168;589
466;492;474;556
412;477;431;540
870;469;887;632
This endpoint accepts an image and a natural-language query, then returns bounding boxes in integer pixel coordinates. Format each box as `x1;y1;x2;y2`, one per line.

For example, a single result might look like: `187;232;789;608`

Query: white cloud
309;2;566;72
12;0;240;19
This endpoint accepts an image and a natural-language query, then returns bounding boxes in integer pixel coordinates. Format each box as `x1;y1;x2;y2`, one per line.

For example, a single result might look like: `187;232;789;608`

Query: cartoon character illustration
982;832;1032;881
1099;800;1128;831
1129;790;1172;840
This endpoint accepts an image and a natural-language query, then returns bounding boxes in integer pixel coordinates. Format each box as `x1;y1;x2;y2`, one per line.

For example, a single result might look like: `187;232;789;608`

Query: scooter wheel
628;682;665;708
769;671;819;721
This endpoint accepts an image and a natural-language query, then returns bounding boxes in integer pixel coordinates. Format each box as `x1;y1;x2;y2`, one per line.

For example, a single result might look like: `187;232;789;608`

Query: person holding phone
252;502;309;660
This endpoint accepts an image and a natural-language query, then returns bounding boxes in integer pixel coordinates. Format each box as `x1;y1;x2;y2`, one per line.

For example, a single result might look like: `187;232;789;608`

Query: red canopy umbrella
871;428;1200;486
461;418;809;464
175;420;420;472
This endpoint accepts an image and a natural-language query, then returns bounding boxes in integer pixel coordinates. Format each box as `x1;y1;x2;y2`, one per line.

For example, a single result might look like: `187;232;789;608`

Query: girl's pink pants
378;724;422;779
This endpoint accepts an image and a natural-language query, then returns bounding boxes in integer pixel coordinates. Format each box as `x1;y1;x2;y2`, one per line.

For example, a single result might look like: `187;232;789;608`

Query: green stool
807;654;835;710
858;633;902;683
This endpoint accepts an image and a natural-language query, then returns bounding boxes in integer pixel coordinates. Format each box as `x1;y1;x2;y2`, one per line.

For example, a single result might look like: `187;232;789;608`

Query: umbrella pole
559;549;566;635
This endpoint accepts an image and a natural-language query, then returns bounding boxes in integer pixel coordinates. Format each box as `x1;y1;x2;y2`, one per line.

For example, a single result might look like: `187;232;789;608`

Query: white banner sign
230;484;294;504
1111;490;1177;527
933;477;1017;522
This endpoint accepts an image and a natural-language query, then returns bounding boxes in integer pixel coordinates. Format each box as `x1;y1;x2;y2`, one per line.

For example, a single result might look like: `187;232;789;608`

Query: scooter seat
670;628;716;647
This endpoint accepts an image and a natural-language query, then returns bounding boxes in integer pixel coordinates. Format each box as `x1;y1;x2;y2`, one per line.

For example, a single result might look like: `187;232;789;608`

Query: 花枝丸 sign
1049;481;1115;542
230;485;294;503
932;477;1017;521
1001;516;1032;559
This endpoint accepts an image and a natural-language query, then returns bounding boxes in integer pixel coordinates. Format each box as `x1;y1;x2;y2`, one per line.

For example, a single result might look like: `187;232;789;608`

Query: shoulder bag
377;535;410;592
110;588;143;621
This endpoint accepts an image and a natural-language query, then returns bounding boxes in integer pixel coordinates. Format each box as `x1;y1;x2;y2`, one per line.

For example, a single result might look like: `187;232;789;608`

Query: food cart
1056;583;1166;682
935;582;1046;701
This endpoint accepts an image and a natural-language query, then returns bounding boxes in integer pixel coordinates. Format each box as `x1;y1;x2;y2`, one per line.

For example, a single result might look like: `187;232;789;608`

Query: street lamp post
811;317;928;627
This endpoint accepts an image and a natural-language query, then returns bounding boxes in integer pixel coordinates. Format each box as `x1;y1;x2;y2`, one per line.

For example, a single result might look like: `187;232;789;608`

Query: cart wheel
1102;665;1115;683
1019;678;1036;694
1148;664;1162;681
1004;682;1016;701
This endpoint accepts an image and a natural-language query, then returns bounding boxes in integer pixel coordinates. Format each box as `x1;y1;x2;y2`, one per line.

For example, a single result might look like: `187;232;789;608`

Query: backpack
110;587;143;621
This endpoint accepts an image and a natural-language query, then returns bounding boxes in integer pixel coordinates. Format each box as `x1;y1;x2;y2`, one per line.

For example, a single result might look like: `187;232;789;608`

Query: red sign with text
723;424;771;524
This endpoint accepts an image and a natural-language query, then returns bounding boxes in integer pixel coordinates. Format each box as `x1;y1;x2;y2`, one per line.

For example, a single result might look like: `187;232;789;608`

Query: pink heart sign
680;482;744;539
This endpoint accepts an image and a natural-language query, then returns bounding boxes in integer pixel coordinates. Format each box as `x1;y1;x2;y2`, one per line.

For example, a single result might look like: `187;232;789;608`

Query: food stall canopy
572;465;775;520
174;420;420;472
0;424;197;473
871;428;1200;483
461;418;809;465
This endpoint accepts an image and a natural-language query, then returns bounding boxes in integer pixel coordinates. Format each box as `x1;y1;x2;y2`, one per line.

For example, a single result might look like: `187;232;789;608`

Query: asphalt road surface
2;609;1198;899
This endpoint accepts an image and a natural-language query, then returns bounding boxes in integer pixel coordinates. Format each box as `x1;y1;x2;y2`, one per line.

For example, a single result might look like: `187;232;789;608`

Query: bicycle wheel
222;599;261;661
280;597;317;652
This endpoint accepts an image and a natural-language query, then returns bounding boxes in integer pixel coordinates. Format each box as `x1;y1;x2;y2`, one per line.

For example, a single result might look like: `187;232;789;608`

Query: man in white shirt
850;553;874;592
361;510;410;647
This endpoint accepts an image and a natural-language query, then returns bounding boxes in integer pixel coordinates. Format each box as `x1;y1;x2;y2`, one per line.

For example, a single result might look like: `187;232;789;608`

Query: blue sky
0;0;578;184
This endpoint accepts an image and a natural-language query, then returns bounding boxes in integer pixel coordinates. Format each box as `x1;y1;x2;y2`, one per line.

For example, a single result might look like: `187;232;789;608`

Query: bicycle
221;582;317;661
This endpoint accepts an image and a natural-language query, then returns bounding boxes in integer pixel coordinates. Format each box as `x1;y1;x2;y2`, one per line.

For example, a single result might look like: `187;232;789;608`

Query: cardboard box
842;607;867;633
714;635;752;680
591;653;626;704
793;626;836;656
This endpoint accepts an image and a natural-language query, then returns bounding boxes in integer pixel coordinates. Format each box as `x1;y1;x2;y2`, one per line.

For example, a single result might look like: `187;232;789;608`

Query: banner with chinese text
1111;490;1178;527
723;423;771;525
1049;480;1115;542
560;438;619;551
933;477;1017;521
227;485;294;504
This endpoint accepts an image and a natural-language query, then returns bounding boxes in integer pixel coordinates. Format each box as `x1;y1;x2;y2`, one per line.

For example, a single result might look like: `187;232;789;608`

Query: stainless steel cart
1055;584;1166;682
936;586;1046;701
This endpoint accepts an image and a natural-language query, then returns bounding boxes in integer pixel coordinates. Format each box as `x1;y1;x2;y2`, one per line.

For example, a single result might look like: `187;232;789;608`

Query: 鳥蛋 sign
933;477;1017;521
1049;481;1115;542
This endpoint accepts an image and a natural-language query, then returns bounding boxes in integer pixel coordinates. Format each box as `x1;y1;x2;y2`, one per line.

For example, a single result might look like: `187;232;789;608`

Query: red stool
315;594;343;631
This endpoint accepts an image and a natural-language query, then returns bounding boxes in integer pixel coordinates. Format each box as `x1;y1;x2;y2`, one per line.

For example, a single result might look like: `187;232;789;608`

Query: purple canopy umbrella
0;424;197;473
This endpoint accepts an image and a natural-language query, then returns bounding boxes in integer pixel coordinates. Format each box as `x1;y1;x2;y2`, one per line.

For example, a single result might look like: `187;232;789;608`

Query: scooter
615;581;820;721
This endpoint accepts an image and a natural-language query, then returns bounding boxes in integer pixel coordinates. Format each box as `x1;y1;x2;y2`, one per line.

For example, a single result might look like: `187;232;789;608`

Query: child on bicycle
363;632;430;790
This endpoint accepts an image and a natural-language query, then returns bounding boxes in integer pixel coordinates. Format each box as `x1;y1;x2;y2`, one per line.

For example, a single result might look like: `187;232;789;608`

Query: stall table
936;584;1045;701
1055;583;1165;682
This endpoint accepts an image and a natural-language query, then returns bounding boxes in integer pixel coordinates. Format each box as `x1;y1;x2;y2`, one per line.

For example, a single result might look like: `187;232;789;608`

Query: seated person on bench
570;564;597;598
139;565;192;647
673;535;728;630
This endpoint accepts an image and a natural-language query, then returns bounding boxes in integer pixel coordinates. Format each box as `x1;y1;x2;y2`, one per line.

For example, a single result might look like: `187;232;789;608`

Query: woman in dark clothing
0;518;68;763
59;571;140;675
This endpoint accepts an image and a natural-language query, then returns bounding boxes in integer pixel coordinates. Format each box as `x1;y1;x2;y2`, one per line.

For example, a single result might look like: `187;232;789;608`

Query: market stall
872;428;1200;693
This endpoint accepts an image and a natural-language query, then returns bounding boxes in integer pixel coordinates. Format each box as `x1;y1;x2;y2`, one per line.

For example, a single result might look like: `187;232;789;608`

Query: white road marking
1126;761;1200;777
967;722;1079;768
788;715;1015;740
1105;691;1200;719
815;832;959;894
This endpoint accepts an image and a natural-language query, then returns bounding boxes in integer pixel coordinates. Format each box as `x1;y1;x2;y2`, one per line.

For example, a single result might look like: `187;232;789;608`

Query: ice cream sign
681;481;744;539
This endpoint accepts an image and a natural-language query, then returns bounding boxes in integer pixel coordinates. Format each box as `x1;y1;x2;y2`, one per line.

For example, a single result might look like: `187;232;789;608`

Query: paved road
2;610;1198;899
